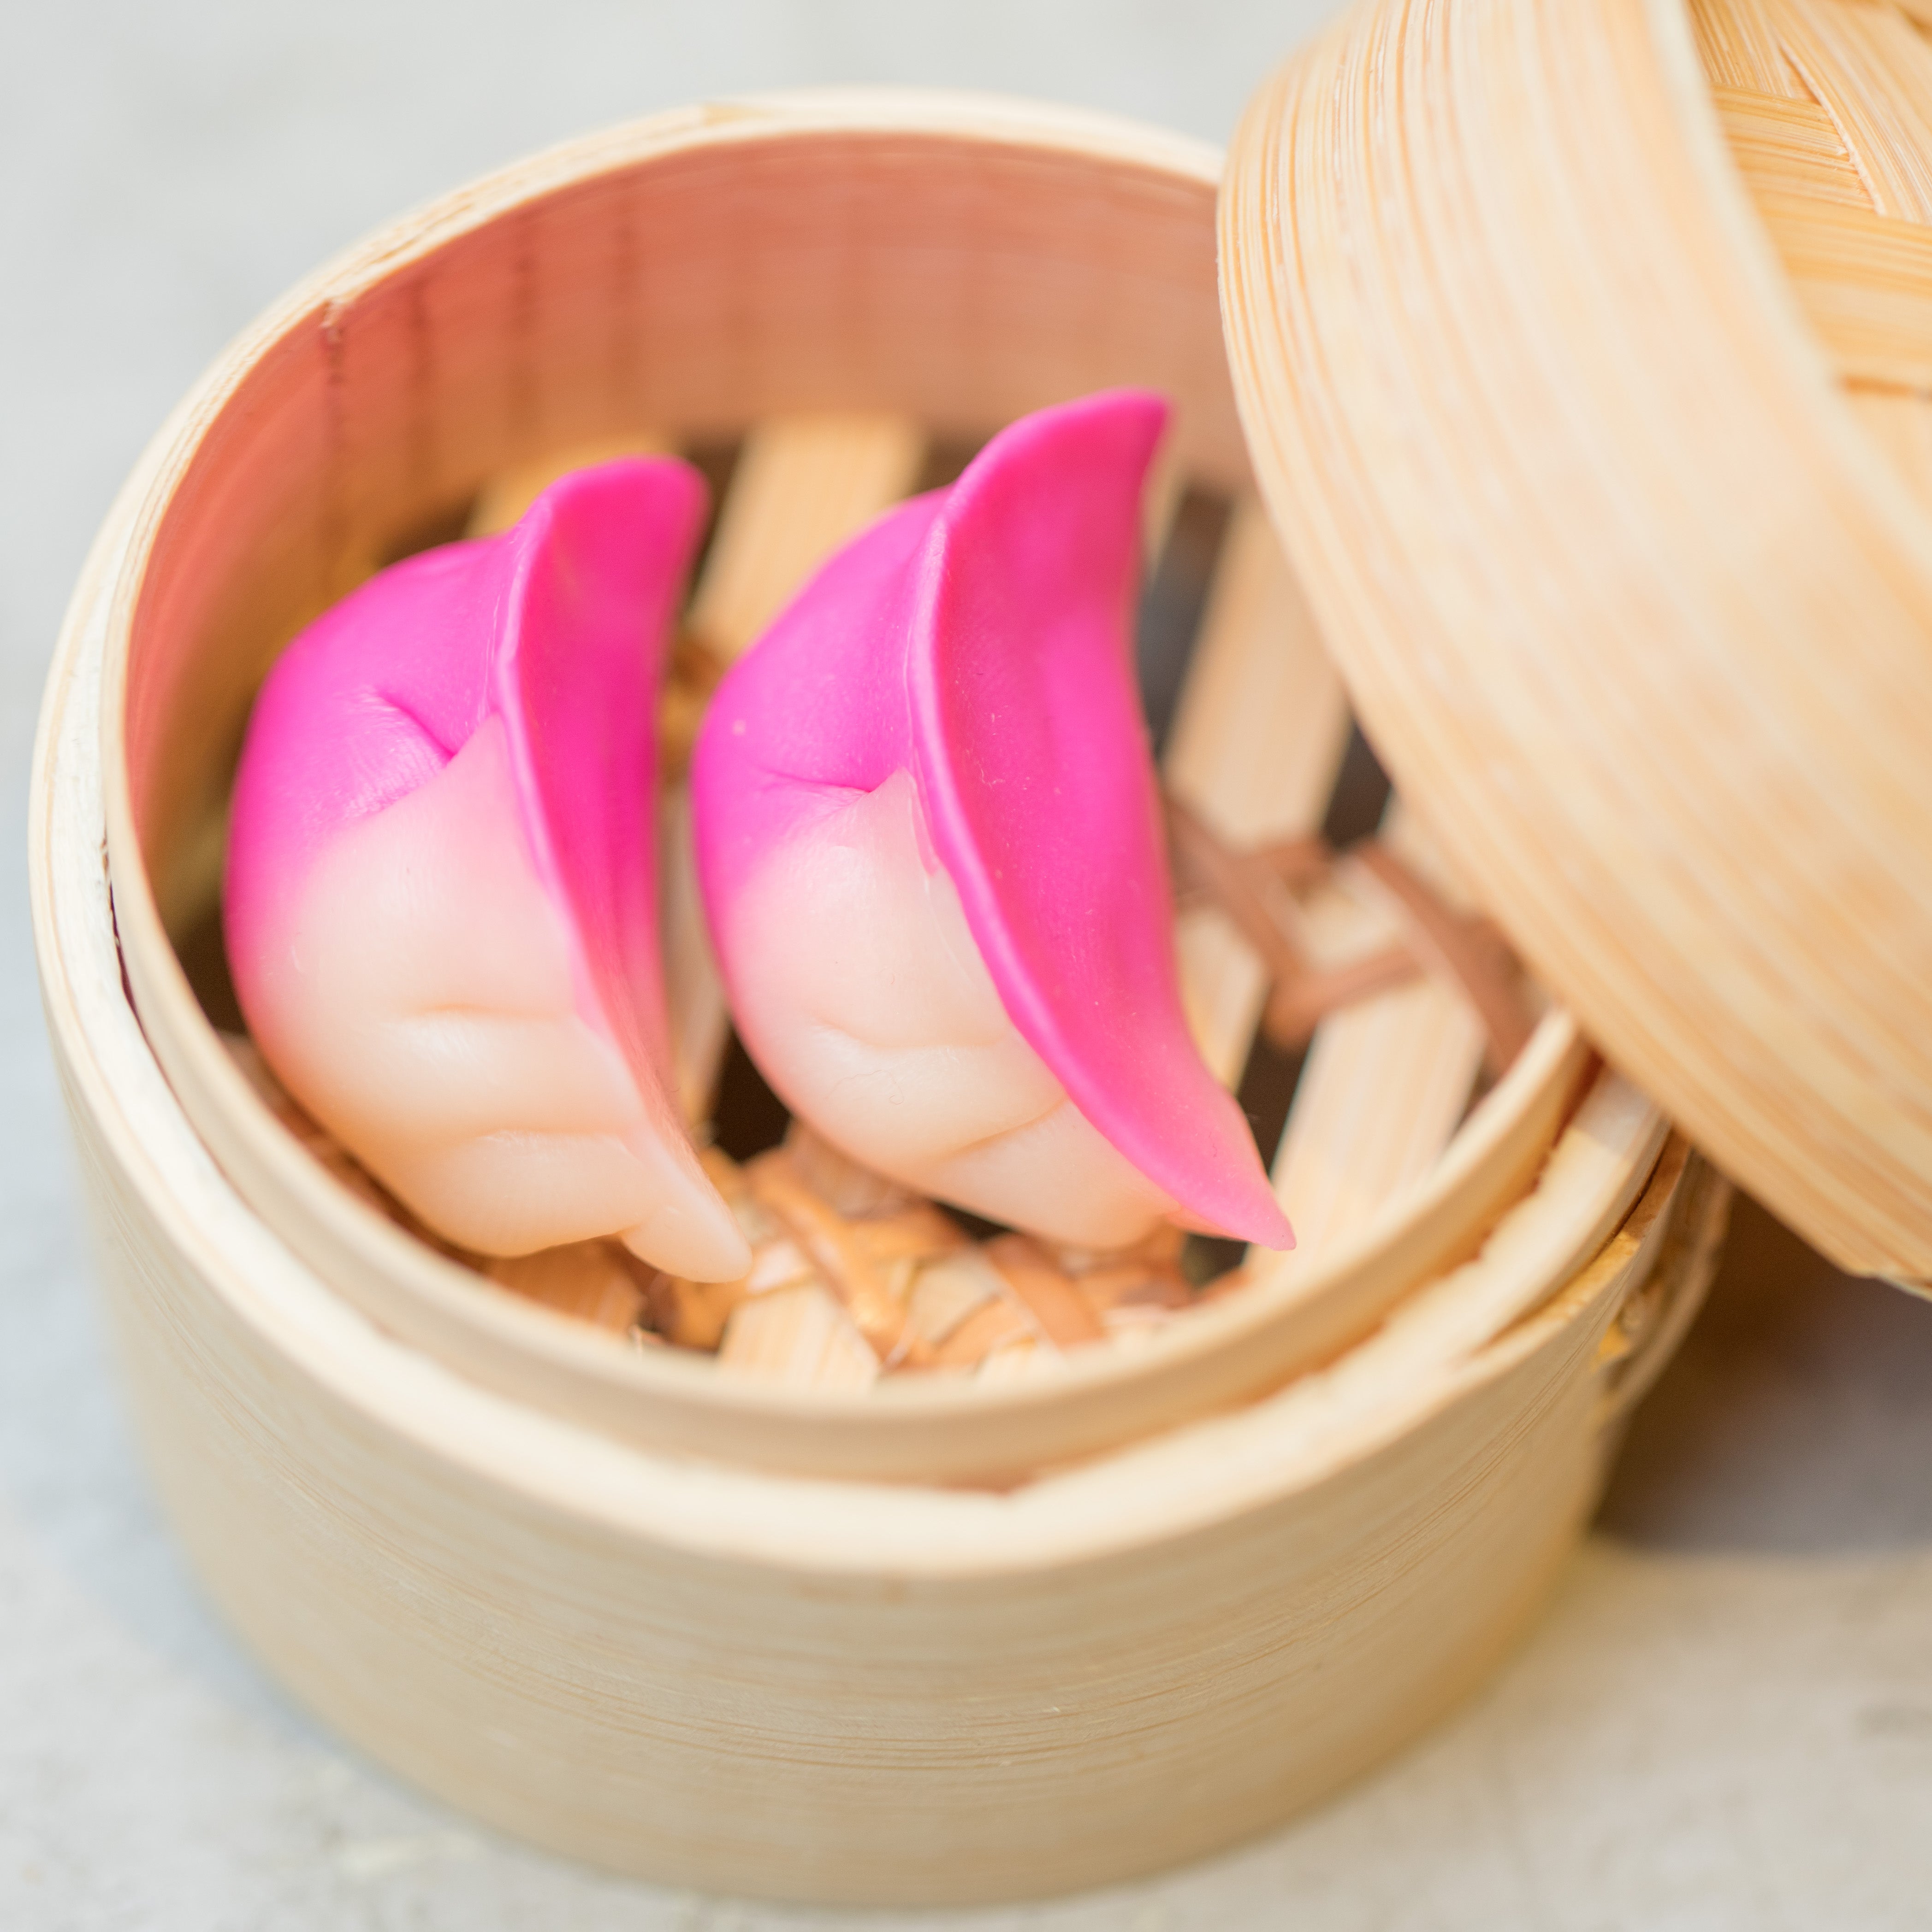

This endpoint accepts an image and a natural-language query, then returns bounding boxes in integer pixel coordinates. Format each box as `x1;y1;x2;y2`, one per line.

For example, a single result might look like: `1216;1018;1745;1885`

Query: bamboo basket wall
31;93;1723;1902
1222;0;1932;1290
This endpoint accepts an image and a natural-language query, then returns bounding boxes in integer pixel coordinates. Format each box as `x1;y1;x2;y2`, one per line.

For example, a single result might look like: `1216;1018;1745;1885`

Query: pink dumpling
692;391;1292;1252
225;458;750;1280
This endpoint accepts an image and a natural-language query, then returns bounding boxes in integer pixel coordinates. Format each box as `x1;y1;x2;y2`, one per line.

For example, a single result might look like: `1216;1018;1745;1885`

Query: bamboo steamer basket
1224;0;1932;1290
84;89;1651;1483
30;91;1721;1903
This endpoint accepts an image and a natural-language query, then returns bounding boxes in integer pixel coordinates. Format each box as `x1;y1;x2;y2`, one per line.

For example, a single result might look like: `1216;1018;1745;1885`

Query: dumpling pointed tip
1171;1166;1294;1252
1045;385;1169;472
943;387;1169;523
621;1191;753;1285
1032;384;1170;442
506;451;710;565
1227;1166;1296;1250
1242;1200;1297;1252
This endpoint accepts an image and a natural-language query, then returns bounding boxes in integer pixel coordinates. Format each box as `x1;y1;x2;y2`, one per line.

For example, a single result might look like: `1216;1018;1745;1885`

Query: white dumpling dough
724;770;1176;1248
247;714;750;1279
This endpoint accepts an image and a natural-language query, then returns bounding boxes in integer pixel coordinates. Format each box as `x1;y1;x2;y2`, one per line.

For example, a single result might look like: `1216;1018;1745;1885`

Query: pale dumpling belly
248;714;747;1278
722;770;1176;1247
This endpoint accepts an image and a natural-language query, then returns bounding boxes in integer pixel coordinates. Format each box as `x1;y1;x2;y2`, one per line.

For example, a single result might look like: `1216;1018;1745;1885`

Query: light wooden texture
84;93;1621;1478
1268;985;1489;1262
714;1281;881;1390
1259;808;1491;1265
686;411;925;659
1222;0;1932;1286
1707;0;1932;429
33;499;1717;1892
656;783;726;1121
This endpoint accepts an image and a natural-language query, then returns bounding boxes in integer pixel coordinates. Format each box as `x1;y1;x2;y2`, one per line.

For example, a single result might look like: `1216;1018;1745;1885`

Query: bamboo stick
685;413;925;661
716;1282;880;1390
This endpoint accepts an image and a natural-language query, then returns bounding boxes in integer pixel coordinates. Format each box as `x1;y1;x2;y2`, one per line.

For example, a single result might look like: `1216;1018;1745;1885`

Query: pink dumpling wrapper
693;390;1292;1250
225;457;750;1278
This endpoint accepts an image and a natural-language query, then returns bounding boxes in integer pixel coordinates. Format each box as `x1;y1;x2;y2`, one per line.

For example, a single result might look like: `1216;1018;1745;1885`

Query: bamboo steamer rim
86;89;1663;1482
1219;0;1932;1286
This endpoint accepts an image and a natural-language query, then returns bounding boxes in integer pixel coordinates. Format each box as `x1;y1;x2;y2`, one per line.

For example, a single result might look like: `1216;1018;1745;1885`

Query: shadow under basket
32;92;1724;1905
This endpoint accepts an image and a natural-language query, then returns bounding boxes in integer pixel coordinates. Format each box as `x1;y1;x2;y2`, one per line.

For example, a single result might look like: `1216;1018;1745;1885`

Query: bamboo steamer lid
1220;0;1932;1287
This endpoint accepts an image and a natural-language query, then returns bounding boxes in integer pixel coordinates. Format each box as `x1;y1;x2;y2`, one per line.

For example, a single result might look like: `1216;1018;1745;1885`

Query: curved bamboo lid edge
1221;0;1932;1280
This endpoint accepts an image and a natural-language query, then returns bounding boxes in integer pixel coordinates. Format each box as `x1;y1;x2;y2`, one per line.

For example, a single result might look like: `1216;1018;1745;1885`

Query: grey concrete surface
5;4;1932;1925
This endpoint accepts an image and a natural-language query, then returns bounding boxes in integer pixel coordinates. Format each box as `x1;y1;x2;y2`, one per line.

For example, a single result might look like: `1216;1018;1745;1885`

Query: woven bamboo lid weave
1221;0;1932;1286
